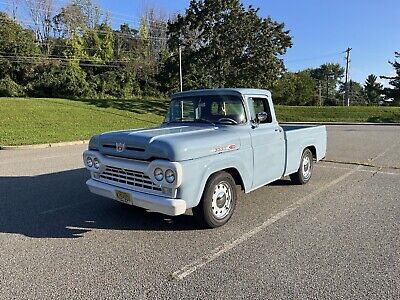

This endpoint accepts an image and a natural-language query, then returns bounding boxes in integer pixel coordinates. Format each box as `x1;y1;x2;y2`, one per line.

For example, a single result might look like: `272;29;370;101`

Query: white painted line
171;166;360;281
369;142;398;162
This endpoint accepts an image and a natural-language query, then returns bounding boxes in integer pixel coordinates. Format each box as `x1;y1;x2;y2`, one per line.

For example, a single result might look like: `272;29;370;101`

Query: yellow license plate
115;190;132;204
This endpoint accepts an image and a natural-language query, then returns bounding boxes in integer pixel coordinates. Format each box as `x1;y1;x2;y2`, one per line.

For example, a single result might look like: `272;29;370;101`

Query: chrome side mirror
257;112;269;123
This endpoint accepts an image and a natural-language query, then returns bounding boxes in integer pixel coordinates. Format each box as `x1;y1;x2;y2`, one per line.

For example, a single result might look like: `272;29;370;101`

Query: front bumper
86;179;187;216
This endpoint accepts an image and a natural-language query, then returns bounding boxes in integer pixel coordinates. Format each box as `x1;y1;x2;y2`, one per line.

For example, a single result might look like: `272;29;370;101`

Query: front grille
99;166;162;192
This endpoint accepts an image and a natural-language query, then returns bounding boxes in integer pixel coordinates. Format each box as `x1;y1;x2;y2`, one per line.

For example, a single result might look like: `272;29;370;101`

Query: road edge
281;122;400;126
0;140;89;150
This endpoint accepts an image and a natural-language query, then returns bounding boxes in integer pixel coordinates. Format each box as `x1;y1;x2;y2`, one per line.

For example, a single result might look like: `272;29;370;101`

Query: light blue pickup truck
84;89;327;228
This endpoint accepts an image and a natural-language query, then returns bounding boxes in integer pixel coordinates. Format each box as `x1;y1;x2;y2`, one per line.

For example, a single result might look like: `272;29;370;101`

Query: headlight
165;169;175;183
87;157;93;168
154;168;164;181
93;158;100;169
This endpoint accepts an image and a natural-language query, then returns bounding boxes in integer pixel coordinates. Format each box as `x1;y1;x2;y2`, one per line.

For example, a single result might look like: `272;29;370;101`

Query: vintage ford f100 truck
83;89;327;227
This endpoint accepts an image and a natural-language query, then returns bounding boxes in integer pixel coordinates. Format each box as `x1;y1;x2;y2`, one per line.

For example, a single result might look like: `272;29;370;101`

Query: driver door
248;96;285;189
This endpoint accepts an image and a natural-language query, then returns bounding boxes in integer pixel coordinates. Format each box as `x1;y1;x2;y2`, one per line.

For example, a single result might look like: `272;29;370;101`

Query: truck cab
84;89;327;228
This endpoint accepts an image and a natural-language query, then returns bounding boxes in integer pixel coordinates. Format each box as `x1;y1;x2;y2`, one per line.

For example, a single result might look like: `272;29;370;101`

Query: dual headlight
86;156;101;170
154;168;176;183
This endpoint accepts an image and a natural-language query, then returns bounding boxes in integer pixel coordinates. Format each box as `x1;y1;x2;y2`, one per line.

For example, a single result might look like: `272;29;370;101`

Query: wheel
192;171;237;228
290;148;314;185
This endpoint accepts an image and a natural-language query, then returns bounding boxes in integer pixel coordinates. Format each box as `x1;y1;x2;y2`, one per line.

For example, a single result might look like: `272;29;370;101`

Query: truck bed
280;124;327;176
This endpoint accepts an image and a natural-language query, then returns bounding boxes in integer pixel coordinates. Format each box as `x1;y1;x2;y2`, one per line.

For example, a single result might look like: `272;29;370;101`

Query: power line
285;51;345;63
3;58;121;67
0;0;169;29
0;19;169;41
0;54;135;63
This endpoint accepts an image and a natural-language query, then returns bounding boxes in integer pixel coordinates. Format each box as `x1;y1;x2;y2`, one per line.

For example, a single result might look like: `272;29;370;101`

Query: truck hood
96;125;241;161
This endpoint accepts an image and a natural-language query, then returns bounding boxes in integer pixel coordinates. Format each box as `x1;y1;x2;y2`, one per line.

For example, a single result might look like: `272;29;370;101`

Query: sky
2;0;400;86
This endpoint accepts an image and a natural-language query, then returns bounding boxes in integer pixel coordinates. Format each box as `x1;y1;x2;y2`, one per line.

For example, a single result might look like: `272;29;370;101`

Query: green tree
338;80;365;105
364;74;382;105
0;12;40;95
310;63;344;105
382;52;400;104
273;71;316;106
164;0;292;91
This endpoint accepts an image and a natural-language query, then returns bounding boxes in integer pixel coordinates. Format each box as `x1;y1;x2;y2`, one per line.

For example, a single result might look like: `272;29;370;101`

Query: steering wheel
218;118;238;125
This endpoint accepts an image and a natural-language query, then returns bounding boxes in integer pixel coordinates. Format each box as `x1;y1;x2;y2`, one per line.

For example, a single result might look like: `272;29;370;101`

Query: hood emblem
116;142;125;153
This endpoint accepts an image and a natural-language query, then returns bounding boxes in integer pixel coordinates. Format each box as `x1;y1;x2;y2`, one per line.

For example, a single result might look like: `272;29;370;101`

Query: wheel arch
194;166;245;208
306;145;317;160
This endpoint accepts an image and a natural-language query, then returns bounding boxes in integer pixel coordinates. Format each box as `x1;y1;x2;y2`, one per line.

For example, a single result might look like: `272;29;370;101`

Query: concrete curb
281;122;400;126
0;140;89;151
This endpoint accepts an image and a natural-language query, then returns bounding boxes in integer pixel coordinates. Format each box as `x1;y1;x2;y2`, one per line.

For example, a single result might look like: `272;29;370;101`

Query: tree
338;80;365;105
25;0;55;54
310;63;344;105
382;51;400;104
164;0;292;91
272;71;316;105
0;12;40;87
364;74;382;105
6;0;20;20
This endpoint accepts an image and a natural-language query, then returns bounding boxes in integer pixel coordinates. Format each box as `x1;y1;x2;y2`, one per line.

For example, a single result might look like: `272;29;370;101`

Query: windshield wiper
194;118;216;126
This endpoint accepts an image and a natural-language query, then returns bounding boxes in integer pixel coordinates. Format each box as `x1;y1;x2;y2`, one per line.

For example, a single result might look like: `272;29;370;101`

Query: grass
0;97;167;146
275;105;400;123
1;97;399;146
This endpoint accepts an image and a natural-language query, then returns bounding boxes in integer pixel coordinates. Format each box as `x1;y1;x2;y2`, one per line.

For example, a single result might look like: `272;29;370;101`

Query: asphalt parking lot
0;125;399;299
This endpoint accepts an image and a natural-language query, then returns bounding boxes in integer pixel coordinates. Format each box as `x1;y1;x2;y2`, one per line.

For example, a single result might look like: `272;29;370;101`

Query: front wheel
192;172;237;228
290;148;314;185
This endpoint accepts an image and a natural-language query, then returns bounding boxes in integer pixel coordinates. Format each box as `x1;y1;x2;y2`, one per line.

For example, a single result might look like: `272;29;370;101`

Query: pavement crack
322;159;400;171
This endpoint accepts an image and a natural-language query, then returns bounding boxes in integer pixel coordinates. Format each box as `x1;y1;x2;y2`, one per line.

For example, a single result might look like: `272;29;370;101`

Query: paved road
0;125;399;299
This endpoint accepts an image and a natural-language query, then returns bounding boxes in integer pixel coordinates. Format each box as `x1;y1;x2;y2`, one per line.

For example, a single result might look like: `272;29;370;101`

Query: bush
0;76;25;97
88;70;141;99
30;62;91;98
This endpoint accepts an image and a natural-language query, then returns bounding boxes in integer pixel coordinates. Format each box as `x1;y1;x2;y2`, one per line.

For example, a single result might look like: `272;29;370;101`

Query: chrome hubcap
211;182;232;219
302;156;311;179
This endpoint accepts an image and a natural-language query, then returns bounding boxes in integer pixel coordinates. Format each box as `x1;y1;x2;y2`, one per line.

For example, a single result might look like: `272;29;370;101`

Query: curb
0;140;89;151
281;122;400;126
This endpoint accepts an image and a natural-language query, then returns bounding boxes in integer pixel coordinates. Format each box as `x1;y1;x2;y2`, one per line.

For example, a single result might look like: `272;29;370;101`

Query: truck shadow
0;169;200;239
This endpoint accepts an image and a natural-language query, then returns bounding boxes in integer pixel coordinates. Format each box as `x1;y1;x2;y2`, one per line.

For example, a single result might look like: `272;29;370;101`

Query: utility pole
318;81;322;106
344;47;352;107
179;45;183;92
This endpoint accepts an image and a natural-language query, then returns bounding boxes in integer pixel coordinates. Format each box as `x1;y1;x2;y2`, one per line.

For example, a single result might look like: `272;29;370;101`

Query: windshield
165;95;247;125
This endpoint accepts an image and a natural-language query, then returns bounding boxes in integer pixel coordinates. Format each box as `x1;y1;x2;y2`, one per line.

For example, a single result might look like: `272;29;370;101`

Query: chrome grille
100;166;162;192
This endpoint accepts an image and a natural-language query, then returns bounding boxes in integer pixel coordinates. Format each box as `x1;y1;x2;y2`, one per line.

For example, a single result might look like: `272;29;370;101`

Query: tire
192;171;237;228
290;148;314;185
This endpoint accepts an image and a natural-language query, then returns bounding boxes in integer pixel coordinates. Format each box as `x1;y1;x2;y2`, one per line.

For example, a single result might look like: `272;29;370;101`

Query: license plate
115;190;132;204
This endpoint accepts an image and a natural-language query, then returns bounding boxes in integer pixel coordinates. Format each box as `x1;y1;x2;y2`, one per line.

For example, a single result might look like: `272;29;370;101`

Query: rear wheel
290;148;314;185
193;172;237;228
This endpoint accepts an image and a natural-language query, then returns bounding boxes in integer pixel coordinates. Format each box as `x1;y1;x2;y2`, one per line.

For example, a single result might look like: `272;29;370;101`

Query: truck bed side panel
282;125;327;176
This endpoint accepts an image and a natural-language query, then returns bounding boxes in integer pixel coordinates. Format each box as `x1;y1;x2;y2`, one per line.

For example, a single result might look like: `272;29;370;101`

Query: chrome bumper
86;179;187;216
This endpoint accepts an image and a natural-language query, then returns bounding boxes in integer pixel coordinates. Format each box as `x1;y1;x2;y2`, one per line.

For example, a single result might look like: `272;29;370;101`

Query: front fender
179;148;253;209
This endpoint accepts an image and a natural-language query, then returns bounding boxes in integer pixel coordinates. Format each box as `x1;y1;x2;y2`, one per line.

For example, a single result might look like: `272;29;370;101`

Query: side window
249;97;272;124
210;102;220;115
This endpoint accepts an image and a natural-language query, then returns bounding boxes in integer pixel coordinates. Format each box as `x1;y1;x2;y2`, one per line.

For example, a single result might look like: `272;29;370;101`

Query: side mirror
257;112;269;123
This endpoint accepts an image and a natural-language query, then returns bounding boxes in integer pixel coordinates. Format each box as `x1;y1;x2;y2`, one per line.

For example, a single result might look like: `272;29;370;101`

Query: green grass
0;97;168;146
275;105;400;123
1;97;399;146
